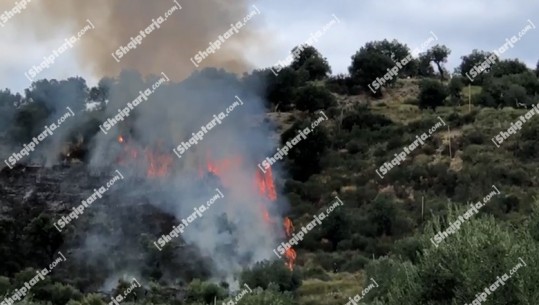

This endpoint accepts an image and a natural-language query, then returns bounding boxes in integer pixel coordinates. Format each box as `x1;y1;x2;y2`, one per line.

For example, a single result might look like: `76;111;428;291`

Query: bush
79;293;105;305
341;255;370;272
418;79;448;110
240;261;302;292
0;276;10;296
303;266;331;281
327;74;354;95
186;279;227;304
294;84;336;112
39;283;83;305
290;45;332;81
236;284;295;305
363;205;539;305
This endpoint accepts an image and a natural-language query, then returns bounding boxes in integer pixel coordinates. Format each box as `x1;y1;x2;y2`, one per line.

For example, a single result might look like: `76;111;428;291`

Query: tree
418;79;448;110
417;52;435;77
265;67;306;111
281;120;330;181
481;71;539;107
366;39;411;61
426;45;451;81
24;77;89;113
349;39;413;96
320;207;351;250
536;60;539;77
448;76;465;105
290;45;332;81
11;101;51;143
458;50;498;84
366;195;397;236
0;89;22;132
294;84;335;112
490;59;529;78
363;205;539;305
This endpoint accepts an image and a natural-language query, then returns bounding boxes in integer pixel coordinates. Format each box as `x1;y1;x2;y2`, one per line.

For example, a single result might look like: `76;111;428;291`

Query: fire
117;135;171;178
284;217;294;236
284;248;297;271
283;217;297;270
145;149;173;178
254;167;296;270
255;170;277;201
203;156;296;270
116;138;297;270
205;154;242;183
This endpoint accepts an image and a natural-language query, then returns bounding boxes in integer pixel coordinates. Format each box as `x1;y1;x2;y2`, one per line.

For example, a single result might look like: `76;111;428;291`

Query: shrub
240;261;302;292
418;79;448;110
294;84;336;112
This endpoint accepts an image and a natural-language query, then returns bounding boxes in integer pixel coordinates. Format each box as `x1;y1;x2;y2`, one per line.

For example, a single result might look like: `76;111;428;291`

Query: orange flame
285;248;297;270
117;135;171;178
255;169;277;202
145;149;173;178
284;217;294;237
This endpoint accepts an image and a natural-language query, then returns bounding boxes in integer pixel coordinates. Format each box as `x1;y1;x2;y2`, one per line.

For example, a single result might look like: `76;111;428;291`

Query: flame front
145;149;173;178
205;156;296;270
117;136;171;178
116;138;297;270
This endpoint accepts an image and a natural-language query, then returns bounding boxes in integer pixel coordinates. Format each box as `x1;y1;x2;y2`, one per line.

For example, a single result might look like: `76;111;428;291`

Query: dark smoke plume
9;0;271;80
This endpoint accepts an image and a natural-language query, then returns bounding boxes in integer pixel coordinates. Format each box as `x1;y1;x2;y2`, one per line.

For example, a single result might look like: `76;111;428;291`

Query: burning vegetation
115;130;296;270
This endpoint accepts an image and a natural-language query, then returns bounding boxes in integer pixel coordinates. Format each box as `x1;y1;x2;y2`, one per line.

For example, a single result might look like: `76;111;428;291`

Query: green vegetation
1;41;539;305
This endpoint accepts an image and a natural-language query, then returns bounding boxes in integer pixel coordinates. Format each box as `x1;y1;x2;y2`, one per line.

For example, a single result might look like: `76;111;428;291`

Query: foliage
294;84;336;112
290;45;332;81
418;79;448;110
426;45;451;80
240;261;302;292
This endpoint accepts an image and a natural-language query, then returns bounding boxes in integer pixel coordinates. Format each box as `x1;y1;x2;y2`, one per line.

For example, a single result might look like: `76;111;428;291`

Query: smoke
85;68;284;283
9;0;271;80
3;0;288;286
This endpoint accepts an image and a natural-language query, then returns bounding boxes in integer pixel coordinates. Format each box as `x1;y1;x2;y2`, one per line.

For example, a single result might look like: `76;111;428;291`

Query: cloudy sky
1;0;538;93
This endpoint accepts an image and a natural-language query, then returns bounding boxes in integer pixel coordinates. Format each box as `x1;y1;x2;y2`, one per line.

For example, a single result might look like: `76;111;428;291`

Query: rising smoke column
87;68;286;283
8;0;272;80
6;0;287;285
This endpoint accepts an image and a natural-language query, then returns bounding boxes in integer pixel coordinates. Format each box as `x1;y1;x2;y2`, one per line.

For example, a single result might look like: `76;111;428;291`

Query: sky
0;0;538;94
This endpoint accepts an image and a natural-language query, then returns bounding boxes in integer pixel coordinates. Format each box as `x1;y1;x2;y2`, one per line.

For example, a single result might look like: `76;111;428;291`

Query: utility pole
468;84;471;112
447;125;452;159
